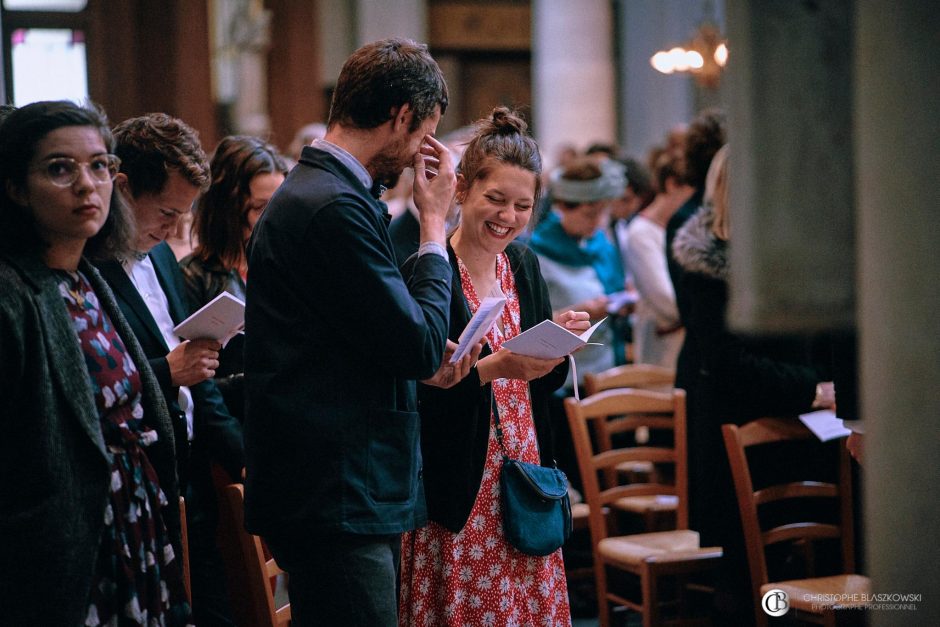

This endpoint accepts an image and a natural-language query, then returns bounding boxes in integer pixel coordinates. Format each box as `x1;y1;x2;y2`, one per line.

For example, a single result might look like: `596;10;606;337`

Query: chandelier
650;20;728;89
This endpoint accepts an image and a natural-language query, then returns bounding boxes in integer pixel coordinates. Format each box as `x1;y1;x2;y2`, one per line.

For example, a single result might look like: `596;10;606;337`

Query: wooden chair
565;388;722;627
722;417;869;627
584;364;680;531
216;482;291;627
583;363;676;397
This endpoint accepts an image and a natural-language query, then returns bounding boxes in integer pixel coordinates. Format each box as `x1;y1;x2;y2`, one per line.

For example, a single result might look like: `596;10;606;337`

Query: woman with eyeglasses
179;135;288;422
0;101;192;625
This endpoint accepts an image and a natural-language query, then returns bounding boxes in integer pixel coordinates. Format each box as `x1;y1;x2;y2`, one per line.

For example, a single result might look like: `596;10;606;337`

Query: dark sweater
404;241;569;533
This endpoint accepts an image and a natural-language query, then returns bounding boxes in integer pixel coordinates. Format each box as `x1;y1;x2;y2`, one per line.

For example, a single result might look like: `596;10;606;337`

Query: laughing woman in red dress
399;107;589;627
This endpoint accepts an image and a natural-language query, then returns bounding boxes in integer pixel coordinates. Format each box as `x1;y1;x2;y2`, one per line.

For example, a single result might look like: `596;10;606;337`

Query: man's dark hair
328;38;448;132
113;113;210;198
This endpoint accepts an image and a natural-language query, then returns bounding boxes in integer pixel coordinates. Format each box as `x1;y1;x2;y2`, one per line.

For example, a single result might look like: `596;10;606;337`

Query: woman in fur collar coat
671;146;831;620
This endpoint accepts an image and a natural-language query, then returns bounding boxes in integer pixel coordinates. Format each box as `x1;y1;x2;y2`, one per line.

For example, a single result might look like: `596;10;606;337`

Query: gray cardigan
0;251;180;626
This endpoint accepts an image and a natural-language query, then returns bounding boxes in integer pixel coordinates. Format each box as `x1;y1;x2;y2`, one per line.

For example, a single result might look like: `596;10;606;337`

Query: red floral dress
400;253;571;627
57;270;193;626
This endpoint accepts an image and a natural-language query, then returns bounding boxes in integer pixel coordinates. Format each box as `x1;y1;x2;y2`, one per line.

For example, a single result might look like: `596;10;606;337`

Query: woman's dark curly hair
191;135;288;270
683;108;727;190
0;100;134;260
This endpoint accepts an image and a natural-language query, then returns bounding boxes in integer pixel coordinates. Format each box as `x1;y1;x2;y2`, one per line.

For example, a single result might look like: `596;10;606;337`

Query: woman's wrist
476;355;494;385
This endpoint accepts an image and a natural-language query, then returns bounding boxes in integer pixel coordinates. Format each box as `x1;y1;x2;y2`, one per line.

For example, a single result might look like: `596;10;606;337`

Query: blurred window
3;0;86;10
10;28;87;105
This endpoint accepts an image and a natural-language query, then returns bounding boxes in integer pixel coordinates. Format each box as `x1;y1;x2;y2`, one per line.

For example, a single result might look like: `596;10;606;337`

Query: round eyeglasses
34;154;122;187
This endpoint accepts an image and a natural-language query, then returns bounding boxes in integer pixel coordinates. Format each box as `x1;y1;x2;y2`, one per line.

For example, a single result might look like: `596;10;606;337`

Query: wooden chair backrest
217;483;291;627
565;388;689;547
722;417;855;602
583;364;675;397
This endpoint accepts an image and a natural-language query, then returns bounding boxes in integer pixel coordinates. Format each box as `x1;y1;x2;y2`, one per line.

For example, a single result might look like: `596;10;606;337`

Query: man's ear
391;103;414;133
6;180;28;207
113;172;132;200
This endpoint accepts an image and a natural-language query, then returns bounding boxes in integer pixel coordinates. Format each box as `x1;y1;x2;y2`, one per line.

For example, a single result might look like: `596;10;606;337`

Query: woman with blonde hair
672;145;833;621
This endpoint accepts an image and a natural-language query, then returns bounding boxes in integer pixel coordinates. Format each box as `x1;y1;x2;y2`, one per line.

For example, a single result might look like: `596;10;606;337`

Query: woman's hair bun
488;106;527;136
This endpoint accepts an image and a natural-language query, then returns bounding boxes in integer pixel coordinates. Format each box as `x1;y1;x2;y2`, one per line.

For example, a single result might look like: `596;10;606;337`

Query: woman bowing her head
0;101;191;626
399;107;587;627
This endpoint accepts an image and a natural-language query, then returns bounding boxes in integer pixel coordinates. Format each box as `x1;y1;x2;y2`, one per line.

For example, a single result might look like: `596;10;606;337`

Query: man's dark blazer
244;146;451;538
388;208;420;266
94;242;244;488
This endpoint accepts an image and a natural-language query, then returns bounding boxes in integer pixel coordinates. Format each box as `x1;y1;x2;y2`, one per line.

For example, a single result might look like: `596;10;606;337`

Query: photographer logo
762;589;790;617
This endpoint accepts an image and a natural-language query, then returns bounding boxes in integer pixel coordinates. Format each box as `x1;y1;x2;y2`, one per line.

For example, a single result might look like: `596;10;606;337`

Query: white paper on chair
502;317;607;360
450;293;506;363
173;291;245;347
799;410;852;442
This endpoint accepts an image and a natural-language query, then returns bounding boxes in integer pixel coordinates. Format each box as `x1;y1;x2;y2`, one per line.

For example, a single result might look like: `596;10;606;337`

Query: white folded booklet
450;294;506;363
502;317;607;360
798;410;851;442
173;292;245;347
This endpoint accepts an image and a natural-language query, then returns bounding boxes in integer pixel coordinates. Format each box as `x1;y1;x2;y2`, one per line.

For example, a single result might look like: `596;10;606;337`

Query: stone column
725;0;855;334
856;1;940;623
532;0;616;169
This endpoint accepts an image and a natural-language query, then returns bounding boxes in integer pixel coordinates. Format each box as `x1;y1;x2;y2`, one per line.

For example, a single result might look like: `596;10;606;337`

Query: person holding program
180;135;289;422
399;107;588;627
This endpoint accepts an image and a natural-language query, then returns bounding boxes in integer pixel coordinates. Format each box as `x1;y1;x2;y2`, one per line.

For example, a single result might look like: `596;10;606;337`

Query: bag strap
490;384;558;468
490;386;508;458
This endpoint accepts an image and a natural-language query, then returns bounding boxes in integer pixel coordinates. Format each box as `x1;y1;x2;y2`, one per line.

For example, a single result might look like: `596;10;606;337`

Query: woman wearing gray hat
529;156;629;388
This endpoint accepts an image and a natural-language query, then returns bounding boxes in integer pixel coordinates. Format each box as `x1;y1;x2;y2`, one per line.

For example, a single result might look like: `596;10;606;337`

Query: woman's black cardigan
403;241;569;533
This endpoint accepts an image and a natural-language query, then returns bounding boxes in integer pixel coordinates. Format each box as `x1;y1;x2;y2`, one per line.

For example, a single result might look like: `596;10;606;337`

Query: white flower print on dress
398;252;570;627
102;386;116;409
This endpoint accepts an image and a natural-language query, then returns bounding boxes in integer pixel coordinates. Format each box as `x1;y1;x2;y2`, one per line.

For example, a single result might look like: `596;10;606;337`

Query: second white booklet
502;317;607;360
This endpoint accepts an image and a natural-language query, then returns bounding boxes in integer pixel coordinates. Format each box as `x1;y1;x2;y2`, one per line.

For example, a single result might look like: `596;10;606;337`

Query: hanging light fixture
650;5;728;89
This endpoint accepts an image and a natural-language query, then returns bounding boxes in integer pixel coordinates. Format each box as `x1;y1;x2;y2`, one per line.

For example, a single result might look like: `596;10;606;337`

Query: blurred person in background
287;121;326;165
665;108;726;300
530;156;628;379
529;156;628;489
625;150;694;368
672;146;834;621
180;135;289;422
